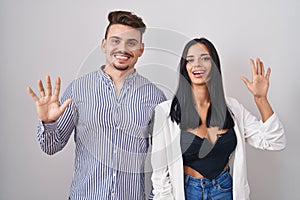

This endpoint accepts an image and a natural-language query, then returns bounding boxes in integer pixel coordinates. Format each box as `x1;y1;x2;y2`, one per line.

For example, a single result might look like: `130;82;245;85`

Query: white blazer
151;97;286;200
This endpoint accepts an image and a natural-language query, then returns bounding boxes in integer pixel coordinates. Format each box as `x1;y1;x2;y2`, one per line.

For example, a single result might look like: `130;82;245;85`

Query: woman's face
186;43;212;87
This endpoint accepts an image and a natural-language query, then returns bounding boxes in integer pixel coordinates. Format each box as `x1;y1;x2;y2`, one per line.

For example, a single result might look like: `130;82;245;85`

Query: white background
1;0;299;199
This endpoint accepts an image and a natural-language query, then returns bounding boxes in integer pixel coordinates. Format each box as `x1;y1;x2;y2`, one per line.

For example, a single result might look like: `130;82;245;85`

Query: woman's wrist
254;96;268;104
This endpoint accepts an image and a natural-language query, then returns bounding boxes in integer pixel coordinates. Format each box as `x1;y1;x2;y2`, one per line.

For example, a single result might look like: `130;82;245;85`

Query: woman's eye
187;59;194;63
201;56;211;61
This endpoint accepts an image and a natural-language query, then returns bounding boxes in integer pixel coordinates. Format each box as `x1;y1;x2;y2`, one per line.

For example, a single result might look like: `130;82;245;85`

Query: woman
150;38;286;200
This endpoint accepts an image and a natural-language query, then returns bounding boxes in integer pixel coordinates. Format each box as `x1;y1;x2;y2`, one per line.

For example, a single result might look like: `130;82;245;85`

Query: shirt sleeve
37;81;77;155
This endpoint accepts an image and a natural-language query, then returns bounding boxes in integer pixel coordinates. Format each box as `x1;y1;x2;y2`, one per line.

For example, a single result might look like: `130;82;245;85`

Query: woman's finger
260;59;265;77
257;58;262;75
265;67;271;80
250;59;256;79
241;76;250;87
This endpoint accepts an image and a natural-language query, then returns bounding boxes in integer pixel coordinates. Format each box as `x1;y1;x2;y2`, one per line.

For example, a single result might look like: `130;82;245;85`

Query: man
27;10;166;200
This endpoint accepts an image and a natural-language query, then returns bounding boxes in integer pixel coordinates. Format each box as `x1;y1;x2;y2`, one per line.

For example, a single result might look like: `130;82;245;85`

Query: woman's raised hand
241;58;271;99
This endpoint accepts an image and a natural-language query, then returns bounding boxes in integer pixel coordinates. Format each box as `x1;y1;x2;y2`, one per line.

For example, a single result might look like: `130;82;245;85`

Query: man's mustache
112;51;133;57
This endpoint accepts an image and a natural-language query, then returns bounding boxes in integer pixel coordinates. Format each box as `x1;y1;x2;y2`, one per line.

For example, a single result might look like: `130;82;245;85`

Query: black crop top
181;128;237;180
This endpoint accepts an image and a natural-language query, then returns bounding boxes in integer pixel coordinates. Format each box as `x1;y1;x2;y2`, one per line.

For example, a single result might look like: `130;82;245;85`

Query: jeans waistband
184;167;230;188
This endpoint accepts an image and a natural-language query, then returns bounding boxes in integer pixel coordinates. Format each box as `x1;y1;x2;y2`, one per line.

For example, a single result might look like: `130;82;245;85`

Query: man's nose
118;41;128;51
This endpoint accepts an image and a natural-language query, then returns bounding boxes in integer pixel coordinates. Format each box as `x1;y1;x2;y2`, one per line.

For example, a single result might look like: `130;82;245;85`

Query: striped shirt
37;67;166;200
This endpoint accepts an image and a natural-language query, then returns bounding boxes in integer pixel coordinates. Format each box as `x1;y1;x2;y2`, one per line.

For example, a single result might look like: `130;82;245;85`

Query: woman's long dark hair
170;38;234;130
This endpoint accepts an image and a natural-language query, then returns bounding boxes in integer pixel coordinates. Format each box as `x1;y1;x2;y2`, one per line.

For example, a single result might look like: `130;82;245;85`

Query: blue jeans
184;168;233;200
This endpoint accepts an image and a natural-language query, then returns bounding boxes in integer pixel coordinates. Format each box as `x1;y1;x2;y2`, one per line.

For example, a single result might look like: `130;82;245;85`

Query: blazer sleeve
151;104;175;200
229;97;286;150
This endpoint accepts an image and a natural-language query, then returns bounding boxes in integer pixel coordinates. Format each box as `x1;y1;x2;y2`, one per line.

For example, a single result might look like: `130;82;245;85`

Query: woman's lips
192;70;205;77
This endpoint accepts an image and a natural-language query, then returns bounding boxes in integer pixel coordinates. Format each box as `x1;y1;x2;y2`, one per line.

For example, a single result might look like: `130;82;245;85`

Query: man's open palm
27;75;72;123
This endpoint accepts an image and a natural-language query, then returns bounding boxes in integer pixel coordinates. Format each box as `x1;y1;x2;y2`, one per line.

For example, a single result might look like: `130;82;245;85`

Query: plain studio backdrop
1;0;299;199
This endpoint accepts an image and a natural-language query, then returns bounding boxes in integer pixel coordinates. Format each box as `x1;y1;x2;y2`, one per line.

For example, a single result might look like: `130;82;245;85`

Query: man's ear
101;38;106;53
139;43;145;57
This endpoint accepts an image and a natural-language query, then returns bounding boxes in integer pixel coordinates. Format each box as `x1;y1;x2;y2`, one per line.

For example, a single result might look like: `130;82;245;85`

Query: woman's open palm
241;58;271;98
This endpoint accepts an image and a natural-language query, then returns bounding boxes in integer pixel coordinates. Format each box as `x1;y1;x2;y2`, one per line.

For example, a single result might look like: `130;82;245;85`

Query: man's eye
111;39;120;45
127;41;138;47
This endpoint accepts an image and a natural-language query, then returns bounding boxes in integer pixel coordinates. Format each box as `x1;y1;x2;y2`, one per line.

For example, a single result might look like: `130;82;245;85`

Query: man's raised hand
27;75;72;123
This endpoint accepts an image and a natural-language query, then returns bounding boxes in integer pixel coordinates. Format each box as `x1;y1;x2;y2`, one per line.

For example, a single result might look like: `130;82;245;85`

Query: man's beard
110;51;133;71
112;63;129;71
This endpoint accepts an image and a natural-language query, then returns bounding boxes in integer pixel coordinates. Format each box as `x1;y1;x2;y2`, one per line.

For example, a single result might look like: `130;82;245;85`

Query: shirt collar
98;65;137;85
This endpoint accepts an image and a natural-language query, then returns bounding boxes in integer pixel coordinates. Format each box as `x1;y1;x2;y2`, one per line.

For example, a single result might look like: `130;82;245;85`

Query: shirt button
116;126;120;130
111;192;115;196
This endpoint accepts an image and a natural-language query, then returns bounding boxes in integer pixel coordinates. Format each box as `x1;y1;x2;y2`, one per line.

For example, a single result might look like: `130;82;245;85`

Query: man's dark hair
104;10;146;39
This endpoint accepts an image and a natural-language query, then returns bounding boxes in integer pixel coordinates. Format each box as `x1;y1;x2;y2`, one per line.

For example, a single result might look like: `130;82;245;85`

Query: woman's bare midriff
184;162;229;179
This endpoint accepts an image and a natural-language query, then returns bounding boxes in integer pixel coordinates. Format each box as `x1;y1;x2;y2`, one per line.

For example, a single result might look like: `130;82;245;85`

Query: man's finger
46;75;52;96
27;86;39;102
53;77;61;98
38;80;45;97
59;98;72;113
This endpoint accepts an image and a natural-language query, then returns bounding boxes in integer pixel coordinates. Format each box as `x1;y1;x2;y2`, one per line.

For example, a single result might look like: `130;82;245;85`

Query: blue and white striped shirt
37;67;166;200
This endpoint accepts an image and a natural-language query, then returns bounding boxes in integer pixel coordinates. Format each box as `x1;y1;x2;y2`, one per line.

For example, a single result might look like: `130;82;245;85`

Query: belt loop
184;174;189;184
212;179;216;186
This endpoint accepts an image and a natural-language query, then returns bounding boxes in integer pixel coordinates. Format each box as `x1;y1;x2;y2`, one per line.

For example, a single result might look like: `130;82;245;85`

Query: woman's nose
193;60;202;68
